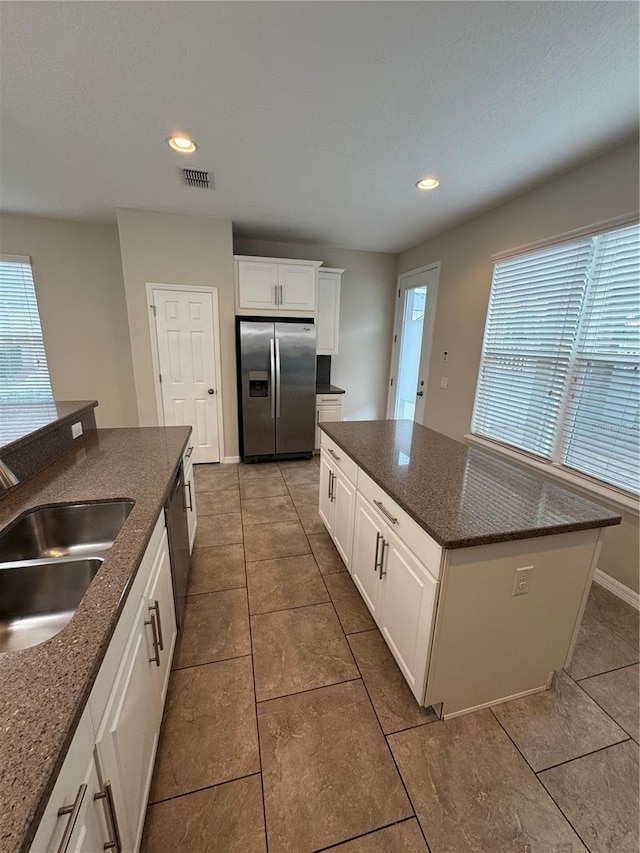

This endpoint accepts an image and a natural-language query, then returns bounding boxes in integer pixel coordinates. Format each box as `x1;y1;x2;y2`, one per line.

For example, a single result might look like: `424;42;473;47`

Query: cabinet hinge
398;288;401;298
390;377;394;386
394;334;397;343
150;304;157;316
159;373;162;384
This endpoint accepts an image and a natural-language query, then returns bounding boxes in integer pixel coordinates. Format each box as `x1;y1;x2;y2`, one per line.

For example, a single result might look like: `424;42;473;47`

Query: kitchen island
0;425;192;853
318;420;621;718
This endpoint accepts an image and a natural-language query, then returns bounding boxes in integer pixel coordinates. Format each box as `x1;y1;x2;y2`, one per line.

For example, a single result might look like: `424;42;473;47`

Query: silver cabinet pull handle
379;540;389;579
149;599;164;652
185;480;193;511
374;531;383;573
274;284;279;306
279;284;284;305
56;783;87;853
328;447;341;462
373;500;398;525
185;446;193;458
145;608;161;666
327;470;333;500
94;780;123;852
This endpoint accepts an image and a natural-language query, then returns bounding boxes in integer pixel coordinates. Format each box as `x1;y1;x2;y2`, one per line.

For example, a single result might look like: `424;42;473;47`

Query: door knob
416;391;424;397
207;388;215;395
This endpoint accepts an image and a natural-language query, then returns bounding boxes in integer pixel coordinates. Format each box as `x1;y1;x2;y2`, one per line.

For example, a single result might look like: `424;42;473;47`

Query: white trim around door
387;262;441;423
147;282;225;465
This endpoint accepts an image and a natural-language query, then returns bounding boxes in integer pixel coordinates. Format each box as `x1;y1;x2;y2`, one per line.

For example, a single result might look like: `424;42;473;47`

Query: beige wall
234;238;398;421
0;214;138;428
398;140;640;593
116;209;238;458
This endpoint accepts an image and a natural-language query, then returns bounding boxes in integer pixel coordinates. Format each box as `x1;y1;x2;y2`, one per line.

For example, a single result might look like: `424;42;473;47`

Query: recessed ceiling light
416;177;440;190
167;135;197;153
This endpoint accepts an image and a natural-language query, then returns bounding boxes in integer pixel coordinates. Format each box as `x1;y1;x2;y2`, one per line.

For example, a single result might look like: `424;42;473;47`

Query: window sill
465;433;639;515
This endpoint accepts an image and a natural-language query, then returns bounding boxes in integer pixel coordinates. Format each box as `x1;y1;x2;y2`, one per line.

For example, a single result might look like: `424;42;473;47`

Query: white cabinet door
95;595;159;853
351;493;385;620
316;404;342;450
145;529;177;709
237;261;279;310
318;450;334;533
278;264;317;312
183;459;197;553
67;758;115;853
378;530;439;704
316;270;342;355
332;467;356;570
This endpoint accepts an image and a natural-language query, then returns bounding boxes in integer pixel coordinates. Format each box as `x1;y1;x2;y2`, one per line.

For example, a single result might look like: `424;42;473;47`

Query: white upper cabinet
235;256;321;315
316;268;343;355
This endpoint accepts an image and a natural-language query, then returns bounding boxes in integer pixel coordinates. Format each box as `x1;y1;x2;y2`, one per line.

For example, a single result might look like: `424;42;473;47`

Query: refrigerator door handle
275;337;281;418
269;338;276;420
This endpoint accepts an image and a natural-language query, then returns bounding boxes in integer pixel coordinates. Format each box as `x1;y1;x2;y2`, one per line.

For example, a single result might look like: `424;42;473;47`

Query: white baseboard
223;456;241;464
442;684;548;720
593;569;640;611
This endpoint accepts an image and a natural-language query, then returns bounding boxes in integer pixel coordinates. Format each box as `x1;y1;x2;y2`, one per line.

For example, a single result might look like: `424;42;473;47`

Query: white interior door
151;287;222;463
388;265;440;424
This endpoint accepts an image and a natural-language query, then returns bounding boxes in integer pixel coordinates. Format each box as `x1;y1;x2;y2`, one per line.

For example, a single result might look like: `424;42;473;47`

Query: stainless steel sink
0;500;134;562
0;500;134;652
0;555;103;653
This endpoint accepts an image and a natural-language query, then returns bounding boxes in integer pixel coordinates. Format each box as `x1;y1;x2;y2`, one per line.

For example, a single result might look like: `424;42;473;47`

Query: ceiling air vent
181;168;213;189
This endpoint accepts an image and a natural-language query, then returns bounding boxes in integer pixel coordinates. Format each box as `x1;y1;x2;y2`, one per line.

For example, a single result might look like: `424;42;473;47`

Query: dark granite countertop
0;400;97;453
0;426;190;853
320;420;621;549
316;385;345;395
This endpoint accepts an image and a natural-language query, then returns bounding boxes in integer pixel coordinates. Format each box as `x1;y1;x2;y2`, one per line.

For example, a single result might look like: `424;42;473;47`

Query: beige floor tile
239;462;282;479
244;520;309;562
348;630;438;734
281;466;320;485
251;602;359;700
491;670;627;771
187;543;246;594
173;588;250;669
278;458;318;471
324;573;376;634
246;554;329;614
196;489;241;516
307;532;347;574
149;657;259;801
287;481;320;508
295;503;326;535
540;740;639;853
258;680;412;853
579;664;639;742
585;582;639;649
195;468;239;494
141;775;266;853
240;476;288;499
241;495;297;526
194;513;243;548
329;820;428;852
566;610;638;680
389;709;587;853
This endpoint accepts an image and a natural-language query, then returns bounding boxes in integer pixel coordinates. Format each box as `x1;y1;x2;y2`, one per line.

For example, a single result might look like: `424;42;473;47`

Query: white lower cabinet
31;512;178;853
351;493;385;619
318;449;356;570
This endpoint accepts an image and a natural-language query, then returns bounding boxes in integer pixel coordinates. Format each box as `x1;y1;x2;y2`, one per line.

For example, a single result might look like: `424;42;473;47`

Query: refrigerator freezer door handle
269;338;276;420
275;338;281;418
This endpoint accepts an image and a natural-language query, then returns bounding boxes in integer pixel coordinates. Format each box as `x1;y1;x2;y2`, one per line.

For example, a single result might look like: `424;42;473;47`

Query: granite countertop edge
0;426;191;853
315;384;345;395
319;422;621;549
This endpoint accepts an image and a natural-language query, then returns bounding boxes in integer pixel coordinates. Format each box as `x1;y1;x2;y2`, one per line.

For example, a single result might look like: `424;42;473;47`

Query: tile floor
141;458;639;853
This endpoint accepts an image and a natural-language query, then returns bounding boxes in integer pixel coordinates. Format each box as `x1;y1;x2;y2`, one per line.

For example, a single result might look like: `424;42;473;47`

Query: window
472;222;640;496
0;255;53;403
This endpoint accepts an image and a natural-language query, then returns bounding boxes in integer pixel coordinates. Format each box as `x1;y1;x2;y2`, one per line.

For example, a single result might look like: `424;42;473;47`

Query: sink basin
0;555;103;652
0;500;134;562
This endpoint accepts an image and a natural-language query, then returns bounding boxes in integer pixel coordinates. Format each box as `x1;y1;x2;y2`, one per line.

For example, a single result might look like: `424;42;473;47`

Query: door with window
388;265;440;423
150;286;223;464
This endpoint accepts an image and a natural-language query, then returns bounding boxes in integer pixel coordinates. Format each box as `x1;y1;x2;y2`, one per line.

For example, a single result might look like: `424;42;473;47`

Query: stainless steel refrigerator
237;318;317;461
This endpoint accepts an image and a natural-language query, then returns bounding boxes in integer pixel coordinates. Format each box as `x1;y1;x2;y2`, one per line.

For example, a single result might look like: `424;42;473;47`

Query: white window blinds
0;255;53;403
472;222;640;496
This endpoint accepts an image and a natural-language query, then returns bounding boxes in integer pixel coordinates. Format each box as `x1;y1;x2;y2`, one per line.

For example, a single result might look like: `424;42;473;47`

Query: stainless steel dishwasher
165;463;191;629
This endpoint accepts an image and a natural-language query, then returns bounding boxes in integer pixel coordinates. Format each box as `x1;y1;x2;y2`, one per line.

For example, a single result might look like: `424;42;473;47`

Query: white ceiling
0;1;638;253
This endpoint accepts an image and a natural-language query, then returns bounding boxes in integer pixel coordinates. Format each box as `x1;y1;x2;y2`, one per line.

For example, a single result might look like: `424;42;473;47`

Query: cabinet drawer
316;394;343;406
319;433;358;484
357;470;442;580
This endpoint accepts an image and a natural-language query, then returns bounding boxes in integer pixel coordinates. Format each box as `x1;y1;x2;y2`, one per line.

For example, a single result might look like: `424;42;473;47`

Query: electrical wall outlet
71;421;83;439
512;566;533;596
440;376;448;389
